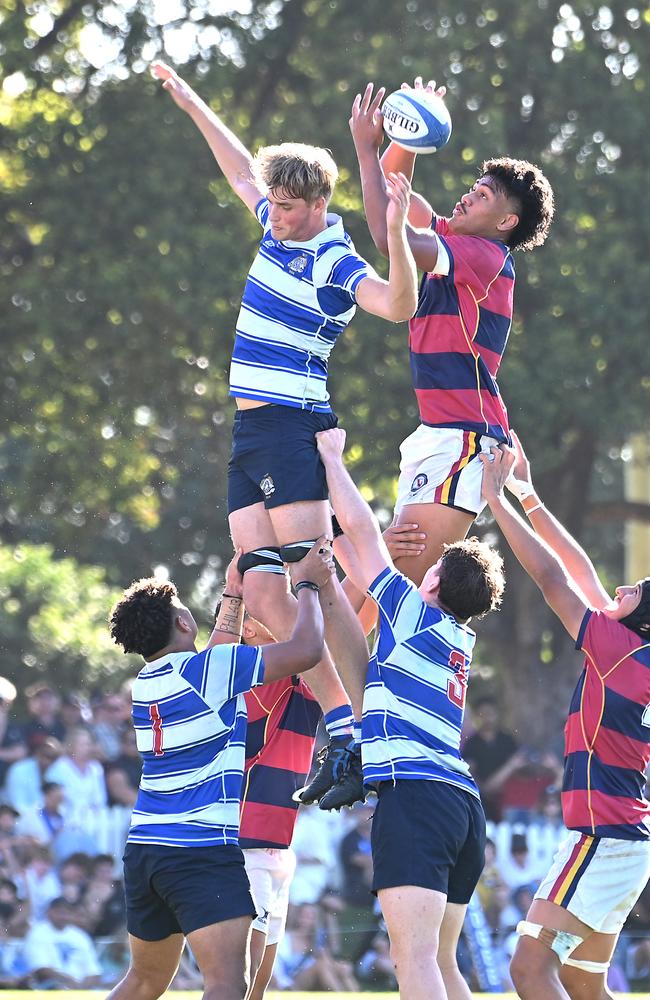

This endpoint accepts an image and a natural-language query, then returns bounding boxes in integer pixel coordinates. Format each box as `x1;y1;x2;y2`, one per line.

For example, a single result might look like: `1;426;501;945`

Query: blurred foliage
1;0;649;735
0;540;135;691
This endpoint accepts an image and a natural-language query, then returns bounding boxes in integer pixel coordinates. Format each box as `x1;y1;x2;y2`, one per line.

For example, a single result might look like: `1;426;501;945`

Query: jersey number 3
150;703;165;755
447;651;469;709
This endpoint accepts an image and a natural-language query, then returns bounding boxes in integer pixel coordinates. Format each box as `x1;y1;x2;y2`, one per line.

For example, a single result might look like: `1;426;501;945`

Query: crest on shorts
410;473;428;493
287;254;308;275
260;473;276;498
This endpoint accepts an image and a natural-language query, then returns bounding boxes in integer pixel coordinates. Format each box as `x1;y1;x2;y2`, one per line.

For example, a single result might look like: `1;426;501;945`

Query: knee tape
279;540;317;563
516;920;584;965
237;547;284;576
564;957;611;974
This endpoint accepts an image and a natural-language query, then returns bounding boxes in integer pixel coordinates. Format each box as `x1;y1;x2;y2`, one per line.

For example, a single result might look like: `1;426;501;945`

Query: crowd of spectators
0;673;648;993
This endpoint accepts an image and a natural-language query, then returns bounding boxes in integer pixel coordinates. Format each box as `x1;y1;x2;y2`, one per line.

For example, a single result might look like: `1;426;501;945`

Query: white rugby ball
382;89;452;154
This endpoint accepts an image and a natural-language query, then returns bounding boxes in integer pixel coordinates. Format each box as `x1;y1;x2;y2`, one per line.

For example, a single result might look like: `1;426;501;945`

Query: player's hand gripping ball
382;89;452;154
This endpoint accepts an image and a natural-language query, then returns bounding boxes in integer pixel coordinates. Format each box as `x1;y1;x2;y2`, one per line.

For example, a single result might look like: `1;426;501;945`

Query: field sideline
9;993;645;999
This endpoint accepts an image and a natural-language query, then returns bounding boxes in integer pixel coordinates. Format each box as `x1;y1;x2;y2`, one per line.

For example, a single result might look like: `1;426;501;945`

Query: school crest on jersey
260;474;276;498
287;254;308;275
410;473;428;493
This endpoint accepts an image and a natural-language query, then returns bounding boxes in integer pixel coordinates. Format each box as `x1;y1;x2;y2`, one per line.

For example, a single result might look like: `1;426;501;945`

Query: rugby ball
382;89;452;154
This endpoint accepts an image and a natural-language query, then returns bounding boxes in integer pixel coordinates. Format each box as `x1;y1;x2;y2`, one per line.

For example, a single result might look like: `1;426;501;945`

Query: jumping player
481;437;650;1000
315;426;505;999
349;78;555;586
152;60;416;804
106;542;333;1000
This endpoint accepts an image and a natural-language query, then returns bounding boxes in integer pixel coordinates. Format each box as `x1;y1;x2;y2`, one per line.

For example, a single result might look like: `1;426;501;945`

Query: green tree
1;0;649;738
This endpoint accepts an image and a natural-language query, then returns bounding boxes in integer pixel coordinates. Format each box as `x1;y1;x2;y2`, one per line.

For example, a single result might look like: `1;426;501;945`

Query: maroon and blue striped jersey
240;676;320;849
563;610;650;840
409;217;515;443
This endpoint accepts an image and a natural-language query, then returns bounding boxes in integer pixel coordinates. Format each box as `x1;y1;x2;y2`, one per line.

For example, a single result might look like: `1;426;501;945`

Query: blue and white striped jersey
229;198;370;412
362;566;479;797
127;644;265;848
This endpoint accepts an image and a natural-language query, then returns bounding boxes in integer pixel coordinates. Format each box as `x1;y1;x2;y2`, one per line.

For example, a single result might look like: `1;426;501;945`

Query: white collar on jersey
281;213;345;249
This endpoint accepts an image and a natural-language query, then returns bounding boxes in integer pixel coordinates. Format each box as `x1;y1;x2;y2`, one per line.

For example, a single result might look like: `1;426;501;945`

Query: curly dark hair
437;537;505;622
109;578;178;657
481;157;554;252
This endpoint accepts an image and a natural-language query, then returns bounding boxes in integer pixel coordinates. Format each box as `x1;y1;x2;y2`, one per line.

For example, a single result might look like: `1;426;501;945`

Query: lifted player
152;61;418;805
350;77;555;586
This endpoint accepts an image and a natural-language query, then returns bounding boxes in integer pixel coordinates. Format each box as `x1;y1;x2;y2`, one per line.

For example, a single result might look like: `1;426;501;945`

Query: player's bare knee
510;939;556;996
121;966;174;1000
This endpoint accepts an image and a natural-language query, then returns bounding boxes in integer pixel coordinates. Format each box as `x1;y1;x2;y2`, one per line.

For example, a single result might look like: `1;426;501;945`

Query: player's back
565;609;650;839
240;676;320;849
363;566;478;796
129;643;264;848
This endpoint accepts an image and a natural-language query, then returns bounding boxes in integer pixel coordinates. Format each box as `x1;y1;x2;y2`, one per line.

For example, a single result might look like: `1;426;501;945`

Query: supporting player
106;542;333;1000
210;553;321;999
152;61;418;805
349;77;555;586
315;426;505;999
480;436;650;1000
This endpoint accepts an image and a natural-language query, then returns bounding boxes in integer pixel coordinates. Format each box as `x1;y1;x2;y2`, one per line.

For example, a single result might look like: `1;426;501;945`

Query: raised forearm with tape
215;593;244;638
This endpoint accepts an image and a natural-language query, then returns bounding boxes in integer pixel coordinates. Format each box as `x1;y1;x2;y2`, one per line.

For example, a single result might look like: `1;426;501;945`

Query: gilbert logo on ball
382;89;452;154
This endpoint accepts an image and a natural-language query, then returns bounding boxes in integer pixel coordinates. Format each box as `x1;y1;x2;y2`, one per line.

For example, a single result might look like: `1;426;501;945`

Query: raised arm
354;171;418;322
481;447;589;641
506;431;610;610
349;81;442;271
380;78;445;229
316;429;393;593
151;61;263;215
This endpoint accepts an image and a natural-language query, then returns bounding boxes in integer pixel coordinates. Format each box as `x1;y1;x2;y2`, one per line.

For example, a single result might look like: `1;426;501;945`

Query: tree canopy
1;0;649;734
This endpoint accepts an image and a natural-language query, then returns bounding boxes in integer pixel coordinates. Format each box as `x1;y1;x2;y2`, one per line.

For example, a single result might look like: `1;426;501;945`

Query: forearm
380;142;417;182
206;593;244;646
185;94;255;192
519;493;609;609
488;494;568;597
383;219;418;319
356;148;391;255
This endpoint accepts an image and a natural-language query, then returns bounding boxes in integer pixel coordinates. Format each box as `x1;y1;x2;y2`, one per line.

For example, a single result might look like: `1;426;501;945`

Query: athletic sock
323;705;355;740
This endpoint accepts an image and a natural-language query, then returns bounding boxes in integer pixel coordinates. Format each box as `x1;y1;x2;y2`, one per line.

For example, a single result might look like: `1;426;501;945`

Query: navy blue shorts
228;405;338;514
370;779;486;903
123;842;256;940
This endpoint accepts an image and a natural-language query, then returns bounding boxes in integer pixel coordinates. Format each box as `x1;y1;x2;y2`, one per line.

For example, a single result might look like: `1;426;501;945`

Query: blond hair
253;142;338;204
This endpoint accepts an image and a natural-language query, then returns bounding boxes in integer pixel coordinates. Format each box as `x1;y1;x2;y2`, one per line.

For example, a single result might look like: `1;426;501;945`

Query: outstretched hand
151;60;196;113
349;82;386;155
383;523;426;559
401;75;447;101
480;445;516;502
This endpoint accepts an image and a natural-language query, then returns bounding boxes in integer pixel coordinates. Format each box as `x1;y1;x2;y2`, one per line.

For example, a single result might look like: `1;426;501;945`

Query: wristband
294;580;319;594
506;475;536;502
524;501;544;516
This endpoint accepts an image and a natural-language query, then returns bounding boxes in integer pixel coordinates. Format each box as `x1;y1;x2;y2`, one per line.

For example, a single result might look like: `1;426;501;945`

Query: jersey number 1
150;703;165;755
447;651;469;709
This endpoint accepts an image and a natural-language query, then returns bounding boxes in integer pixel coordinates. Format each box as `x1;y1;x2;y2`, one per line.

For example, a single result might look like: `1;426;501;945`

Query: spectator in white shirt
45;727;107;817
23;844;62;919
22;896;102;988
4;737;62;813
